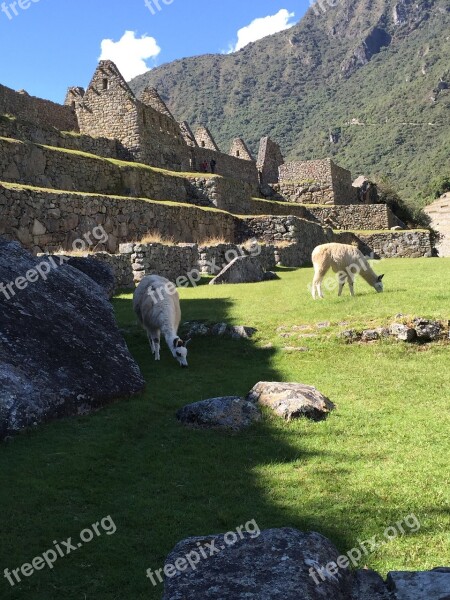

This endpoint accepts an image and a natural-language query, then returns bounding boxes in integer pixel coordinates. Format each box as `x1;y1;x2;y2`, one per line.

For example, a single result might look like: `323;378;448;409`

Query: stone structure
257;136;284;185
0;60;436;262
424;193;450;256
277;158;357;205
229;138;253;160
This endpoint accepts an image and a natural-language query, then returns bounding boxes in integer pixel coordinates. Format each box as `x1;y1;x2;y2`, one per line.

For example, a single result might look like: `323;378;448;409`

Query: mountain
130;0;450;207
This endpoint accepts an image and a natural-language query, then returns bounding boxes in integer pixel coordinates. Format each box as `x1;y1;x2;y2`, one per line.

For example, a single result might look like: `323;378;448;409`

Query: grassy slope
1;258;449;599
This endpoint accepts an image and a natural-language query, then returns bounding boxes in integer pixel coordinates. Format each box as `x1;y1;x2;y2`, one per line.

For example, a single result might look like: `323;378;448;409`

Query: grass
1;258;449;599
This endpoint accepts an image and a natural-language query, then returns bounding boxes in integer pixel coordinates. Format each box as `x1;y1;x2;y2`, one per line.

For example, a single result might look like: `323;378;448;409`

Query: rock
229;325;257;339
183;322;257;340
387;569;450;599
0;239;145;440
412;318;443;341
176;397;261;431
162;528;353;600
247;382;335;421
389;323;417;342
361;329;380;342
351;569;391;599
341;329;361;342
55;255;116;298
209;256;265;285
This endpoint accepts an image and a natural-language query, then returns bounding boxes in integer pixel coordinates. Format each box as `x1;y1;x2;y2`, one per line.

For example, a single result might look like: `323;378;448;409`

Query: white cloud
99;31;161;81
229;9;296;53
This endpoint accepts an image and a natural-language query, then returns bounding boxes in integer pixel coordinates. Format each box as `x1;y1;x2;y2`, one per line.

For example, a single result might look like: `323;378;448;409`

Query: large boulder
60;255;116;298
0;239;145;440
176;397;261;431
247;382;335;421
351;569;391;599
209;256;265;285
162;528;353;599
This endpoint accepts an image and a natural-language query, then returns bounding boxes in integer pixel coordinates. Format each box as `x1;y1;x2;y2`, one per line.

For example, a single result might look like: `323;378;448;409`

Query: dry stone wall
306;204;399;230
0;84;77;132
257;137;284;185
120;242;200;285
237;216;329;266
190;146;259;189
0;185;239;254
0;116;118;158
333;230;433;258
424;194;450;256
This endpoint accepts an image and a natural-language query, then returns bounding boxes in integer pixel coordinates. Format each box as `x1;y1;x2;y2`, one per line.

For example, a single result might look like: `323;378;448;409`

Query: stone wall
237;216;329;266
278;159;356;205
333;230;433;258
424;194;450;257
0;83;77;132
120;242;200;285
186;176;254;213
198;243;276;274
190;146;259;189
306;204;399;230
0;115;118;159
0;184;239;254
0;138;193;201
271;181;336;205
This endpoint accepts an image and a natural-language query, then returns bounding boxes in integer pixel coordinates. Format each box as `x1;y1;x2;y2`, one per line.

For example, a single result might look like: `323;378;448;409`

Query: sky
0;0;310;103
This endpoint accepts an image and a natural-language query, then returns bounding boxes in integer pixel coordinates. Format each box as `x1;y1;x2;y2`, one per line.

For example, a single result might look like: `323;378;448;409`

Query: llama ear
378;274;385;281
173;338;180;348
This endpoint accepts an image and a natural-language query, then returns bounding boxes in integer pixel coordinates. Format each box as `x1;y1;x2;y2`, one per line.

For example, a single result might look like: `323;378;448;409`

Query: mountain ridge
130;0;450;206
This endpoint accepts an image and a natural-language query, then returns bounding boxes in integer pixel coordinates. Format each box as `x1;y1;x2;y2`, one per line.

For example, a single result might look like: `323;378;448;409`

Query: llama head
374;274;385;293
172;338;190;368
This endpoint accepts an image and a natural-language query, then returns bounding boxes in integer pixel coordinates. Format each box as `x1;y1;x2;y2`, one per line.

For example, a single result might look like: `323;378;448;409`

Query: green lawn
1;258;449;599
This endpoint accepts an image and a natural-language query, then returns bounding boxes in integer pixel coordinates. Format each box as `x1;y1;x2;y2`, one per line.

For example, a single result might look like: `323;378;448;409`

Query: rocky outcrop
247;381;335;421
0;239;145;440
342;28;392;77
176;397;261;431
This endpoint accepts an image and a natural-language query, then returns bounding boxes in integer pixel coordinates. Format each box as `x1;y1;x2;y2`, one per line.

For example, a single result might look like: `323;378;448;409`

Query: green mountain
130;0;450;207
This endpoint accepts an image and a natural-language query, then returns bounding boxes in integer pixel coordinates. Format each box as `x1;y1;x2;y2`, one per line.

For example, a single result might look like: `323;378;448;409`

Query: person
210;159;217;174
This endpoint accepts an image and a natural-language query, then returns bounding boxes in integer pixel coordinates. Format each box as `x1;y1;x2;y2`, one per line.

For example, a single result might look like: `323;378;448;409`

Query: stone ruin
0;59;436;284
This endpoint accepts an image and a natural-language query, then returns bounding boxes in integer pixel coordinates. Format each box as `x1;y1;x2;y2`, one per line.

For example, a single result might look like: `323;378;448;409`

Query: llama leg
348;275;355;297
148;329;161;360
338;274;347;296
312;266;326;299
147;331;155;354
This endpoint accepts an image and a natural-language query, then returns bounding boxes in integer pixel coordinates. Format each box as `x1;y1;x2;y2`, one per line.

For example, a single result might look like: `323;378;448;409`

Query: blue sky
0;0;309;103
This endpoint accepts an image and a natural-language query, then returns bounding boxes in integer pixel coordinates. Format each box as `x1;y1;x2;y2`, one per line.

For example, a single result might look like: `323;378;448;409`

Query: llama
311;243;384;299
133;275;190;367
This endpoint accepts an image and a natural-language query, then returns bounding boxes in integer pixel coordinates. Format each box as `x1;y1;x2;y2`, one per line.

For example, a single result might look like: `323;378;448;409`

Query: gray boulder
61;256;116;298
209;256;265;285
247;381;335;421
176;397;261;431
387;569;450;599
0;239;145;440
162;528;353;600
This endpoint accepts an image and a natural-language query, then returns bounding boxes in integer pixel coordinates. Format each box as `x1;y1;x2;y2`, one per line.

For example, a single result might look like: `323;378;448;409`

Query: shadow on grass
0;294;362;600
